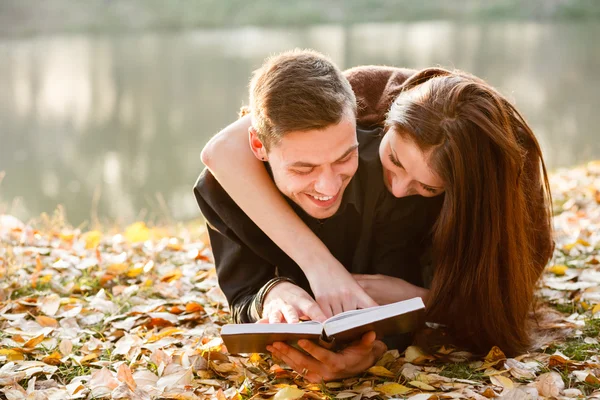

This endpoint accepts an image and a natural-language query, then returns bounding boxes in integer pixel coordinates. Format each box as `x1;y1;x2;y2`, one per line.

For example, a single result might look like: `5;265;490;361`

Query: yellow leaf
485;346;506;363
107;263;129;275
490;375;514;389
592;304;600;315
0;348;25;361
366;366;395;378
547;265;568;276
24;334;46;348
124;222;150;243
408;381;435;391
161;269;182;283
147;327;183;343
274;386;305;400
80;353;98;363
167;242;183;251
248;353;264;364
127;266;144;278
60;232;74;241
577;239;591;247
376;383;412;396
82;230;103;249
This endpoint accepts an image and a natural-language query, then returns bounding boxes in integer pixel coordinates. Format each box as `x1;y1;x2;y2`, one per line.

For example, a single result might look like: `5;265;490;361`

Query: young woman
201;66;553;358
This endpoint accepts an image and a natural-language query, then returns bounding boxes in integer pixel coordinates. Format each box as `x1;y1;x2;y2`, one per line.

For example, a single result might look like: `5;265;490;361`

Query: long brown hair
386;68;553;355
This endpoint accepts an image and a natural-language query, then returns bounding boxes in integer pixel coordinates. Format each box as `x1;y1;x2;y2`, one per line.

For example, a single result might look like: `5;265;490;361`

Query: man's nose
314;169;342;196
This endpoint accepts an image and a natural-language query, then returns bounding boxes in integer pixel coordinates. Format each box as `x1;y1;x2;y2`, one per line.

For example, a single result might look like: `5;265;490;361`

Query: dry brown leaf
408;380;435;391
42;351;63;366
535;372;564;398
36;315;59;328
117;364;137;391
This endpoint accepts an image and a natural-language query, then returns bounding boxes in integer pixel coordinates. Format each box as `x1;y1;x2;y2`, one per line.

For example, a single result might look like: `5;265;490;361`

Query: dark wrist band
254;276;295;319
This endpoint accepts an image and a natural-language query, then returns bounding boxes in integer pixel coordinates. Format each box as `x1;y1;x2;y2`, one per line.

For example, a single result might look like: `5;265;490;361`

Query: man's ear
248;126;268;161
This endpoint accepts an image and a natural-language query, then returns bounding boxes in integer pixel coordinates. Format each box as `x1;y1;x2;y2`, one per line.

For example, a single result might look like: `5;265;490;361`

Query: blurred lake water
1;21;599;225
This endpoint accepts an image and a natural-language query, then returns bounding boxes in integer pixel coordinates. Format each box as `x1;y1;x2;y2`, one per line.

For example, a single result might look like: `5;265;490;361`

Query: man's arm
194;169;327;323
194;169;276;323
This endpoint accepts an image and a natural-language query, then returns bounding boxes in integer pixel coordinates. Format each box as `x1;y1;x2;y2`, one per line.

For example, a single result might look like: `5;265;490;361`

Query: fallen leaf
366;366;395;378
39;294;61;316
274;386;305;400
408;381;435;391
117;364;137;391
489;375;514;390
23;334;46;348
535;372;564;398
36;315;58;328
83;230;103;249
375;382;412;396
547;264;568;276
125;222;150;243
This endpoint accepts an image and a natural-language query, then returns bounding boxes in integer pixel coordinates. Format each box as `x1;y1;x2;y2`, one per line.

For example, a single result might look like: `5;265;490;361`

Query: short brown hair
249;49;356;150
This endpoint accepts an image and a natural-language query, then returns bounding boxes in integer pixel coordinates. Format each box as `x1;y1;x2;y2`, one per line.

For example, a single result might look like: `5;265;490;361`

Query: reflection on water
1;22;599;225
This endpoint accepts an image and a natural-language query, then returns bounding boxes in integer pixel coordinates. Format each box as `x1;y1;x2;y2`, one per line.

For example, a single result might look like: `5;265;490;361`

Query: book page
323;297;425;338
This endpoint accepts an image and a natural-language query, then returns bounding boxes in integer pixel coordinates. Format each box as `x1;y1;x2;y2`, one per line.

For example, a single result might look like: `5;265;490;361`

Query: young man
194;50;432;379
195;49;428;322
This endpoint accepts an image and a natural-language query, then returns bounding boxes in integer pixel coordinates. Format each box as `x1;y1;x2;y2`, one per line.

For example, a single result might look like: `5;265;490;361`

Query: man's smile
304;192;339;208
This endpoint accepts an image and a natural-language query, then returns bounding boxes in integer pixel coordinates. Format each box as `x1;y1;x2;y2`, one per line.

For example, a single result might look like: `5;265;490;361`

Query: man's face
259;116;359;219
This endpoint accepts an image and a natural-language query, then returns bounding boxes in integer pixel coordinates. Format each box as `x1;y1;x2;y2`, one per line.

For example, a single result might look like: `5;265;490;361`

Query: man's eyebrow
334;144;359;162
289;144;359;168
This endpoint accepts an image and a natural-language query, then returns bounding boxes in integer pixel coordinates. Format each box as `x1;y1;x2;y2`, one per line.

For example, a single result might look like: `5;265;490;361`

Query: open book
221;297;425;354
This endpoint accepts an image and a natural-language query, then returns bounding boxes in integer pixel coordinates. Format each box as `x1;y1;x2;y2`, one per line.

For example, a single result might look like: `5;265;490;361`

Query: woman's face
379;129;445;198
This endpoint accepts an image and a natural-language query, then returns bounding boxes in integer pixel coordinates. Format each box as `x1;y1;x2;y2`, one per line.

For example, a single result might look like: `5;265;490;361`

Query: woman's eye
422;186;437;194
388;153;403;168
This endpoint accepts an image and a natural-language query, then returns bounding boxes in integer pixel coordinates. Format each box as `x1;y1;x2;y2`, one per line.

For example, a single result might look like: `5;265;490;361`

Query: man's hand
258;282;327;324
353;274;429;305
307;267;378;318
266;331;386;383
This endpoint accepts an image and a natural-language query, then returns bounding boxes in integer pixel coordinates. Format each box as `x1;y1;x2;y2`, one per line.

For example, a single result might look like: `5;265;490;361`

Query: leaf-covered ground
1;162;599;400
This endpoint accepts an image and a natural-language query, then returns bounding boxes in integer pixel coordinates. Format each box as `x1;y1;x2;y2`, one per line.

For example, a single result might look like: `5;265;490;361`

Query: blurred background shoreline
1;1;599;227
1;0;600;37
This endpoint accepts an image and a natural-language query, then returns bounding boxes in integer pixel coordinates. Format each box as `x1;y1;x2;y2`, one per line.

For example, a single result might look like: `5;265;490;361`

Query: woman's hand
306;263;379;318
267;331;386;383
353;274;429;305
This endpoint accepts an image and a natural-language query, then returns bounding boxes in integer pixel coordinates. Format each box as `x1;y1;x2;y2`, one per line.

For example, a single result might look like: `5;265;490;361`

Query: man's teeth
309;194;333;201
